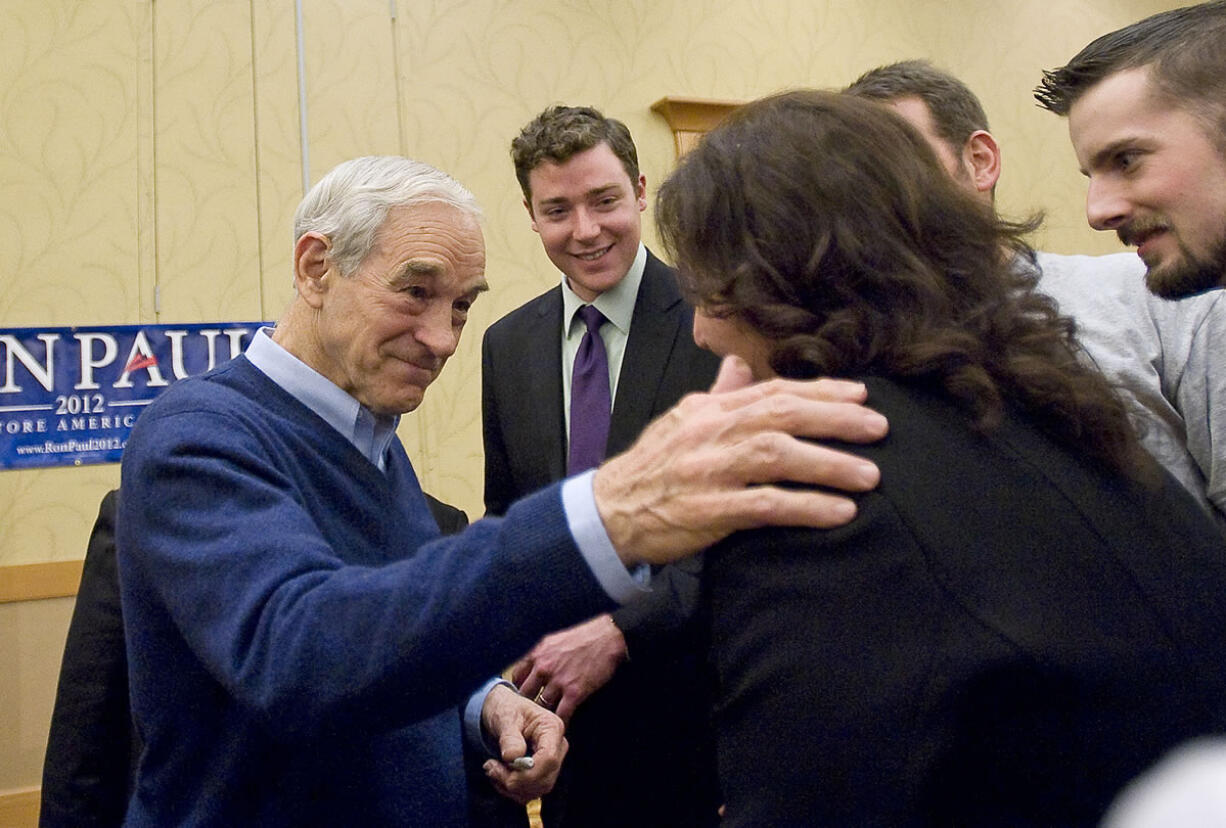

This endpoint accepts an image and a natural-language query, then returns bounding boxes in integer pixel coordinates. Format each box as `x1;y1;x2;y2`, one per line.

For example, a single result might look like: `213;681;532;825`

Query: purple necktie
568;305;611;474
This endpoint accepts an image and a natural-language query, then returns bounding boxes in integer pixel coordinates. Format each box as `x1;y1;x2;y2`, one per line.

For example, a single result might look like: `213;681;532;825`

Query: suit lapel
527;289;568;481
608;253;685;456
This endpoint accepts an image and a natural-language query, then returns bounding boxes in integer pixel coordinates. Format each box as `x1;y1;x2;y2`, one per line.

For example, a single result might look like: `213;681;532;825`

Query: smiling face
310;202;487;415
1068;66;1226;299
525;142;647;302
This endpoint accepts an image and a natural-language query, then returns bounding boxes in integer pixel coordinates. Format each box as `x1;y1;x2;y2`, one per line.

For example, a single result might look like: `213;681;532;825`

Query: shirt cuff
561;470;651;604
463;676;516;758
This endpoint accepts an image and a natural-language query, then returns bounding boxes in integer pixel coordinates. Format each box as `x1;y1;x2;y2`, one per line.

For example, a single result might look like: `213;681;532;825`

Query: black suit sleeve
424;493;469;536
481;330;515;518
609;555;703;658
40;489;138;828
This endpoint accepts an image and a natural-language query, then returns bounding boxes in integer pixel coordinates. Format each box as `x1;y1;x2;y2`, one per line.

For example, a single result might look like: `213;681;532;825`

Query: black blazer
706;377;1226;827
480;250;722;827
40;488;468;828
483;250;718;513
482;250;720;650
40;490;135;828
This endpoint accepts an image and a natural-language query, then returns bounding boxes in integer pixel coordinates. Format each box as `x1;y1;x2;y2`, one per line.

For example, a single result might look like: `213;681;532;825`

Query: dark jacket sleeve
609;555;704;658
40;490;139;828
424;493;469;536
481;328;516;518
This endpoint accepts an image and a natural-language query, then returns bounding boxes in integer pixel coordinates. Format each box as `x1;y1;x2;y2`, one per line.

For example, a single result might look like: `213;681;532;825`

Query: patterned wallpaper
1;0;1184;569
0;0;1193;797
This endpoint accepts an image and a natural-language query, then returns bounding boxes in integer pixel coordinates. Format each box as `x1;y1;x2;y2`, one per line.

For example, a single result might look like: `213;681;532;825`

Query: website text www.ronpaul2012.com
15;436;126;456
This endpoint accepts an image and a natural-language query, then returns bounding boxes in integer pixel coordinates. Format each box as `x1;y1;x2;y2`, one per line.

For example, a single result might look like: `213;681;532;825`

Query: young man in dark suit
481;105;721;828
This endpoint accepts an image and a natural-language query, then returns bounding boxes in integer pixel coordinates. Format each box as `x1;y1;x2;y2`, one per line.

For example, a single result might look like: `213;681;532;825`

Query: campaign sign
1;322;268;470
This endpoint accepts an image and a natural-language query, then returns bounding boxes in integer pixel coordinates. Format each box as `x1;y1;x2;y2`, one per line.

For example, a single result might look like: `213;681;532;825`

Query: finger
520;733;566;795
483;761;532;805
712;485;863;531
710;372;872;408
497;726;529;765
516;669;545;701
726;432;881;492
509;658;531;687
485;766;545;805
527;715;567;768
658;389;886;459
785;376;872;404
484;733;567;805
529;684;558;709
708;355;755;393
554;693;578;724
538;690;558;710
724;394;888;445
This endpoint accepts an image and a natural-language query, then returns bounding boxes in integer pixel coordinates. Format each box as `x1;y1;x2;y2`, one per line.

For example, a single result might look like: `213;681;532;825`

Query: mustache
1117;218;1169;247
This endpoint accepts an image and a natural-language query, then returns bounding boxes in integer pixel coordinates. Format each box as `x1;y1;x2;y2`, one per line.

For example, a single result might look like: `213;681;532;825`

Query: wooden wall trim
0;561;82;604
0;786;40;827
650;96;744;157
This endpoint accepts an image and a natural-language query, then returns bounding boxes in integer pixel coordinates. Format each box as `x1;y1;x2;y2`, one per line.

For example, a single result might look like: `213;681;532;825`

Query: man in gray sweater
848;59;1226;528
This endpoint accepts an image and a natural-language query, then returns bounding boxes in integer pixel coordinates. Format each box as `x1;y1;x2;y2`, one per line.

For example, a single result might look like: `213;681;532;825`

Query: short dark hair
510;105;640;203
656;89;1147;479
1035;0;1226;144
845;59;989;152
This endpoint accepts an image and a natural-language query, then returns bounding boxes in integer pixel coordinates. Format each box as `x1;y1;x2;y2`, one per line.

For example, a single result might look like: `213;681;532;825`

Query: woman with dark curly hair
656;89;1226;827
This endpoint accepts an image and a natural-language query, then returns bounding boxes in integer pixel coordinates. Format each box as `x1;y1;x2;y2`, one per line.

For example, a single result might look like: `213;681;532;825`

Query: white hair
293;156;483;277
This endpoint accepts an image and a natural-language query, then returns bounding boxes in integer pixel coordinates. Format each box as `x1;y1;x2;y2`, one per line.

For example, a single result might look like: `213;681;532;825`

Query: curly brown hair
656;89;1149;479
511;105;640;203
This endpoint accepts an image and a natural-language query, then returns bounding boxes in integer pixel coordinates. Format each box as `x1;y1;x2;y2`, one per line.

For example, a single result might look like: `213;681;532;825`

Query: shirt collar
561;243;646;336
245;328;399;470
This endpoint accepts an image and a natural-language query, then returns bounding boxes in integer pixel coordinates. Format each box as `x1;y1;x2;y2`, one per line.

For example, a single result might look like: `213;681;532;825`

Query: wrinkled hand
512;614;627;724
594;355;888;567
481;683;568;804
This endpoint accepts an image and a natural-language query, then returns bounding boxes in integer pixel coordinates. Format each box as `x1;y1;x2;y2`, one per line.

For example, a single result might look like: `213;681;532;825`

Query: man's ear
635;174;647;212
293;232;332;308
963;130;1002;195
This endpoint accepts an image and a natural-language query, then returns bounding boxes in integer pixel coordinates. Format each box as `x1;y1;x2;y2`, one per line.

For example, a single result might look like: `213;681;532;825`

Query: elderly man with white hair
114;155;888;826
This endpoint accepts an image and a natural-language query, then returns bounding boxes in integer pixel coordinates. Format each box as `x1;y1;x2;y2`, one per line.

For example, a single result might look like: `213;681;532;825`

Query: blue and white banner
1;322;268;470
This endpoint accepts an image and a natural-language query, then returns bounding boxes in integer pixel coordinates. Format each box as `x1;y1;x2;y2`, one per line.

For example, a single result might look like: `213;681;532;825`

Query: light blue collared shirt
560;243;646;433
246;328;399;471
245;327;645;602
243;328;648;752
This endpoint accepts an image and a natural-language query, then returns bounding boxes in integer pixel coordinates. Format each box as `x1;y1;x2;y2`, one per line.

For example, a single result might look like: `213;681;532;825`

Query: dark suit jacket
481;251;722;827
40;488;469;828
707;377;1226;827
40;490;135;828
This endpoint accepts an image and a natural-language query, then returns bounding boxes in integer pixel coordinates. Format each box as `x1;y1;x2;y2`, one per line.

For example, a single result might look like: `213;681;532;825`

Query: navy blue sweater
117;357;614;826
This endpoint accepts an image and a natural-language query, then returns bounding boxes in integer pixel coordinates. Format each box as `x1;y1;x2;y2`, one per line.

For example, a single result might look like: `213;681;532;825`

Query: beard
1143;232;1226;300
1121;220;1226;300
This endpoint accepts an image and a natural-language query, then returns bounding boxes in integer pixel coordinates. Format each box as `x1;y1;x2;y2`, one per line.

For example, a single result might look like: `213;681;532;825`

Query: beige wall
0;0;1187;809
